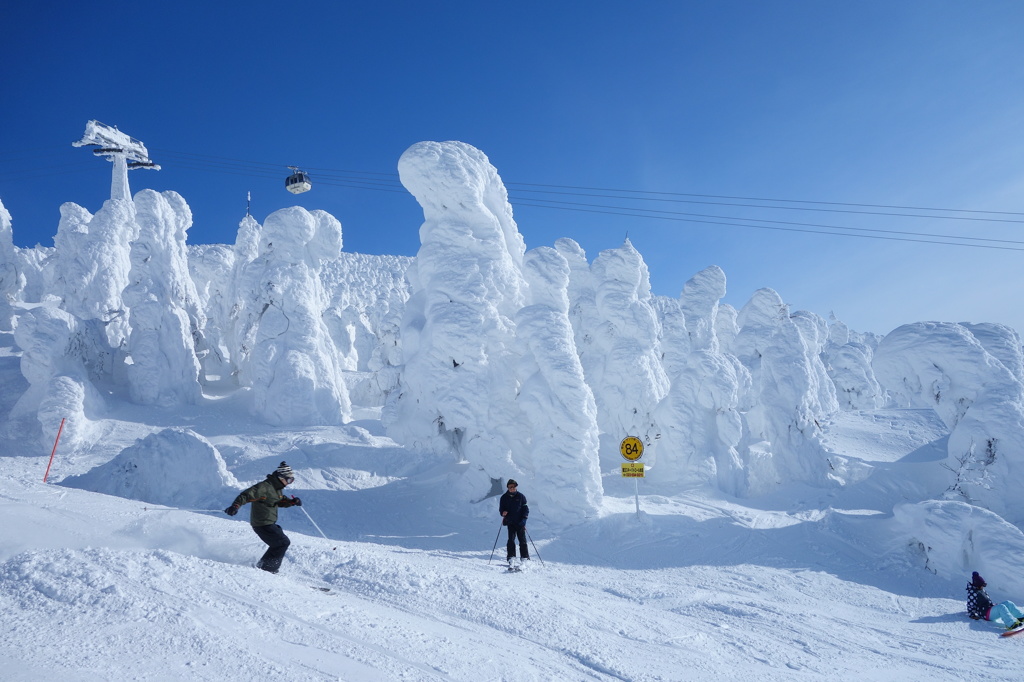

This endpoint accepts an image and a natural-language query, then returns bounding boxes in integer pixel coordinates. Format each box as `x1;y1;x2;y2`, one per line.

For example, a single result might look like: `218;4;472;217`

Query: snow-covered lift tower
73;120;160;202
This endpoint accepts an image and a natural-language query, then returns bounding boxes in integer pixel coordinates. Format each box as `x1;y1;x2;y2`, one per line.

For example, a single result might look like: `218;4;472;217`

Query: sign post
619;436;645;516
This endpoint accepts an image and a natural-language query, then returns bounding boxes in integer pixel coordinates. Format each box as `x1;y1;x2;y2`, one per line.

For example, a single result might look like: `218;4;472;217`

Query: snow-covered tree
385;140;528;500
874;321;1024;523
654;267;748;494
8;305;107;450
122;189;204;406
578;239;669;471
0;199;25;330
731;288;840;494
54;197;137;350
238;206;351;426
513;245;603;518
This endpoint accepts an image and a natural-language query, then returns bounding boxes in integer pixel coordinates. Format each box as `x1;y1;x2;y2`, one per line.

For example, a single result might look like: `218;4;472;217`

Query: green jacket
232;475;288;527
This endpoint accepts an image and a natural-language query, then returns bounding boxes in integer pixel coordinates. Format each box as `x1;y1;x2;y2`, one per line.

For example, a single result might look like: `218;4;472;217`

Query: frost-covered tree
54;196;137;350
654;267;748;494
681;265;726;352
9;305;107;450
61;427;240;508
240;206;352;426
385;140;528;499
874;321;1024;523
731;288;840;494
0;198;25;330
187;242;235;380
122;190;204;406
961;322;1024;384
823;316;884;411
580;240;669;471
513;245;602;517
225;214;264;384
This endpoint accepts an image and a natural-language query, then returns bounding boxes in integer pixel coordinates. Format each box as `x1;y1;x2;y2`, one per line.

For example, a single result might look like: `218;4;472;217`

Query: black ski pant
253;523;290;573
506;523;529;559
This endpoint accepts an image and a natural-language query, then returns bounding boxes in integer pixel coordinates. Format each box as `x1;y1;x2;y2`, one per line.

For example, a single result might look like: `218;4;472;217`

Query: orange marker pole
42;417;66;483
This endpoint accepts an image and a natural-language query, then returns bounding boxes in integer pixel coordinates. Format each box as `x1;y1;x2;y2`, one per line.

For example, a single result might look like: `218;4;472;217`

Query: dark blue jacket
499;491;529;527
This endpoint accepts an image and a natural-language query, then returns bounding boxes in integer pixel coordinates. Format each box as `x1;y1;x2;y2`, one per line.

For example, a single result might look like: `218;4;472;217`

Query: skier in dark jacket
499;479;529;565
225;461;302;573
967;571;1024;630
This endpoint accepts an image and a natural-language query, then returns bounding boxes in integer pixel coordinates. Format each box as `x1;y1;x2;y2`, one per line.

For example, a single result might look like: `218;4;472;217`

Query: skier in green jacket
225;461;302;573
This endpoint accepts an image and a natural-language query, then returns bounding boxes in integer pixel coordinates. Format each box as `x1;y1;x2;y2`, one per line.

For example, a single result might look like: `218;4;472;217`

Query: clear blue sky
3;1;1024;335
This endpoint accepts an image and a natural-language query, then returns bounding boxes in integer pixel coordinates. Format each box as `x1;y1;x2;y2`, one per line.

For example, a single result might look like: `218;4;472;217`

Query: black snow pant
506;523;529;560
253;523;291;573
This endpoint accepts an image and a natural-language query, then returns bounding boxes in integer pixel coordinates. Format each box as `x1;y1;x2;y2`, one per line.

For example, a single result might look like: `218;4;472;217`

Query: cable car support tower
73;120;160;202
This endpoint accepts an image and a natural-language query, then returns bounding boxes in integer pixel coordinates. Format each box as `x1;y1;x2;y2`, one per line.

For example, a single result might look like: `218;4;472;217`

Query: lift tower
73;120;160;202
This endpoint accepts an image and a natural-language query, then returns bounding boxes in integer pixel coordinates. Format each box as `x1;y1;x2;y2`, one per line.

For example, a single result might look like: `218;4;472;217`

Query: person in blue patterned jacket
967;571;1024;630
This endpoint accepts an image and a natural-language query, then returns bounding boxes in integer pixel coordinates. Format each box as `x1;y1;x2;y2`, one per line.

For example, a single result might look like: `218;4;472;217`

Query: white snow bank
874;322;1024;523
891;499;1024;598
60;427;239;508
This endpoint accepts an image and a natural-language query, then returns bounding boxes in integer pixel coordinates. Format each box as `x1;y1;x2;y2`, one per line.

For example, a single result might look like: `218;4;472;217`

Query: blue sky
3;1;1024;335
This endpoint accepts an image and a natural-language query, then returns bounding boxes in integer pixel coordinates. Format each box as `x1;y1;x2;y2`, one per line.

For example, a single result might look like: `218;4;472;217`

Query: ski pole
525;528;544;566
488;522;503;564
299;505;337;550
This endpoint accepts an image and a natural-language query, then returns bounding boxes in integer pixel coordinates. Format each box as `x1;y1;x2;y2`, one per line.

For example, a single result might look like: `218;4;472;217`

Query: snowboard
1001;623;1024;638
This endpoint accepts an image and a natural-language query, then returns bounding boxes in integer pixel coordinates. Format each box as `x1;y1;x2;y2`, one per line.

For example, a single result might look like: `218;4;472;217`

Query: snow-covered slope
3;386;1024;681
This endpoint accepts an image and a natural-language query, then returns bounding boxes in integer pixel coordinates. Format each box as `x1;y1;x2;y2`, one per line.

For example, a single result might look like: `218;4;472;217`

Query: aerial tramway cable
7;144;1024;251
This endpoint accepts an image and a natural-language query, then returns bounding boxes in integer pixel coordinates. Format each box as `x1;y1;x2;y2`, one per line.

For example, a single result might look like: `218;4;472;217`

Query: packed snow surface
4;398;1024;680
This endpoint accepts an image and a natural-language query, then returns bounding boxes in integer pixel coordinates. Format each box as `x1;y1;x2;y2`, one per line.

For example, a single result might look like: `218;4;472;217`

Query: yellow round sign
620;436;644;462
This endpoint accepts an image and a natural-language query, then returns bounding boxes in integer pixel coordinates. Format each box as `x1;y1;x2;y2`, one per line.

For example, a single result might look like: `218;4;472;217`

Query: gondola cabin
285;167;312;194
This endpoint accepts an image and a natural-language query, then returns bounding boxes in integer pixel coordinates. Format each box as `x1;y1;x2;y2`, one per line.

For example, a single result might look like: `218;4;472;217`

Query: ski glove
224;504;239;516
278;496;302;507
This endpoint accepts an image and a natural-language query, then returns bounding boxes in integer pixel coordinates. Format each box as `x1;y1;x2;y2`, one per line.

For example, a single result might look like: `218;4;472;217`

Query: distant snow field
3;140;1024;680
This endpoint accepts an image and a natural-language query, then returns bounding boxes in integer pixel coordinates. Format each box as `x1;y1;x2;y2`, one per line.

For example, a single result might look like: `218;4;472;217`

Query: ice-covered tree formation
574;239;669;471
385;141;528;500
0;198;25;331
653;266;749;494
513;245;602;517
823;316;884;411
53;195;137;350
122;189;205;406
9;306;108;450
730;288;840;494
874;322;1024;523
238;206;352;426
187;242;236;380
321;252;412;374
680;265;727;352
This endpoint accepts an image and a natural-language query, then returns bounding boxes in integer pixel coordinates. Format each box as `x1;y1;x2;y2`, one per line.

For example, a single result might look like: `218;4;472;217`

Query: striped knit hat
273;461;294;480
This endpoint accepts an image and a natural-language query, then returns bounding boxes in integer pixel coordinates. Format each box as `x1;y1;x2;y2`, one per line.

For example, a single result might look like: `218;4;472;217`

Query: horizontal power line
512;201;1024;252
509;196;1024;246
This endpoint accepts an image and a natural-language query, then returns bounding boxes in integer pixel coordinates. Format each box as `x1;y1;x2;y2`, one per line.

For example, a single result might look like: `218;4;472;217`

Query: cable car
285;166;312;194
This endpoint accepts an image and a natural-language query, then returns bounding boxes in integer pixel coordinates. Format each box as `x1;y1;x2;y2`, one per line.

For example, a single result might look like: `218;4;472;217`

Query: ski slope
3;403;1024;681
